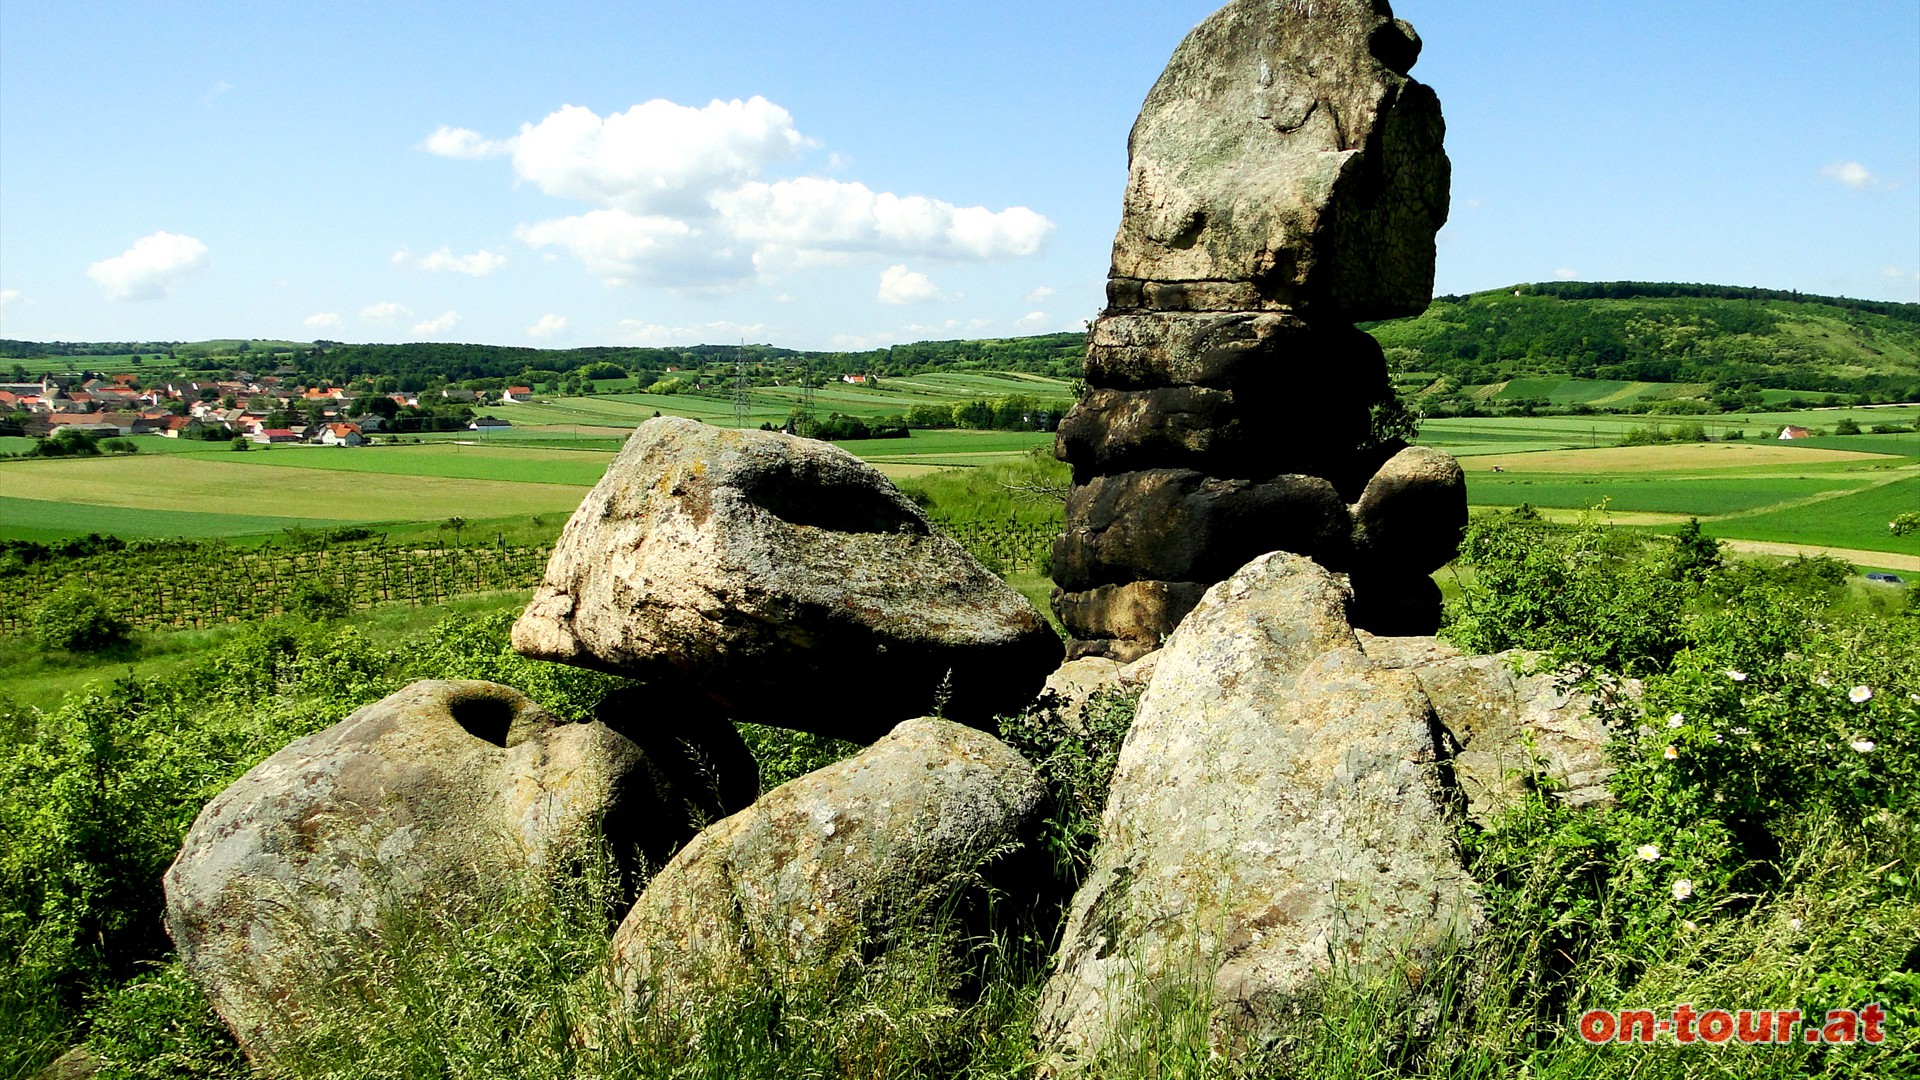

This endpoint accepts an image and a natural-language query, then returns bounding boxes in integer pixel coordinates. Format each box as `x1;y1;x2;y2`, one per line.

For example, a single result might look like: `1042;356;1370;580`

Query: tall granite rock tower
1052;0;1465;659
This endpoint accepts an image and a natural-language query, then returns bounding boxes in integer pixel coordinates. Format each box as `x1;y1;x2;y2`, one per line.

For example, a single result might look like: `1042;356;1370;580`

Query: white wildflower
1672;879;1694;901
1732;727;1752;736
1667;712;1685;728
1681;919;1698;932
1636;843;1661;862
1850;740;1876;754
1789;918;1804;932
1726;670;1748;682
1663;745;1679;760
1849;685;1873;704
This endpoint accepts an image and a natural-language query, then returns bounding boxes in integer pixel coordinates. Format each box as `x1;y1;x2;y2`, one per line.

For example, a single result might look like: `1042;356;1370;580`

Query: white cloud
412;310;461;336
304;312;344;332
1554;268;1579;280
508;97;812;214
772;292;796;303
392;247;508;276
528;314;567;338
422;125;510;160
1822;161;1881;190
517;209;744;287
85;231;210;300
1025;286;1055;303
361;301;413;322
877;264;941;305
1014;311;1053;332
0;289;20;307
830;331;897;351
1464;197;1484;210
436;96;1053;290
617;318;765;346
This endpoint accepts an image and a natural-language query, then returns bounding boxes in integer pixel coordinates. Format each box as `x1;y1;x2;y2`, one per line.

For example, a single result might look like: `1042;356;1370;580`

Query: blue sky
2;0;1915;350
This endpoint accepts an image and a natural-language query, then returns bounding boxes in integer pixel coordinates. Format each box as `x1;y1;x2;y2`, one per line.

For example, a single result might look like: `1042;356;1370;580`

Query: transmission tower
732;342;751;428
799;358;816;425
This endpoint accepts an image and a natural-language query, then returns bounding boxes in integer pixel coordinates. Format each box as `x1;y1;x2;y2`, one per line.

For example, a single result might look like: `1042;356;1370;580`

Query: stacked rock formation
1053;0;1464;659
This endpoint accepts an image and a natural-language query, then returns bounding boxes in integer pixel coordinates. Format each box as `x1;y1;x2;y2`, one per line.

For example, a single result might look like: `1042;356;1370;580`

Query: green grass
0;591;533;715
0;494;315;541
1708;476;1920;555
0;455;591;540
1465;475;1873;516
218;443;617;486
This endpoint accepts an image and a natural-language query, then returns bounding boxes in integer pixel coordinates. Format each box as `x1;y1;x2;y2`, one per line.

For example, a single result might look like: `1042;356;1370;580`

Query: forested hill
8;283;1918;407
0;333;1087;387
1364;282;1920;407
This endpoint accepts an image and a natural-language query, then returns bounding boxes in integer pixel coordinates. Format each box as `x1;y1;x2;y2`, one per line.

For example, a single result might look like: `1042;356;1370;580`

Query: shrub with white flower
1849;685;1873;704
1636;843;1661;862
1671;878;1694;901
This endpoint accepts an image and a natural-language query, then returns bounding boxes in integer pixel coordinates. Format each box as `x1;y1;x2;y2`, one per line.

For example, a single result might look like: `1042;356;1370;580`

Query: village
0;370;527;446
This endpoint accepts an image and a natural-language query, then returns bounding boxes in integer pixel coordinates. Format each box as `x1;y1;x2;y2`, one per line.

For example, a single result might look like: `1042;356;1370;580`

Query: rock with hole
513;417;1062;742
163;679;729;1062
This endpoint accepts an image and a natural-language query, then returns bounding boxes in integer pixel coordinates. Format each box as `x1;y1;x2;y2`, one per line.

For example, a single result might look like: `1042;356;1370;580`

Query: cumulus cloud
304;312;344;331
361;301;413;323
422;125;510;159
511;97;812;215
86;231;210;300
877;265;940;305
618;318;765;346
412;311;461;336
0;289;21;307
830;331;897;351
528;314;567;338
1014;311;1053;332
435;97;1053;289
1554;268;1579;280
392;247;508;275
1025;286;1055;303
1822;161;1882;190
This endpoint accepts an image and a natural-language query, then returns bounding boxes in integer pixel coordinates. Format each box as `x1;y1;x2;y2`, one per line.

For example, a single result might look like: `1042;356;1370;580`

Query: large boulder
1052;580;1208;663
1360;635;1618;824
609;717;1045;1016
513;417;1062;742
1036;554;1481;1064
1052;469;1353;592
1349;445;1468;574
163;680;722;1060
1106;0;1449;320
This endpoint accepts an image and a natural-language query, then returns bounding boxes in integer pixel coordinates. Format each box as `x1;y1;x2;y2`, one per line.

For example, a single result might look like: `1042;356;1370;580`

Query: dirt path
1717;540;1920;573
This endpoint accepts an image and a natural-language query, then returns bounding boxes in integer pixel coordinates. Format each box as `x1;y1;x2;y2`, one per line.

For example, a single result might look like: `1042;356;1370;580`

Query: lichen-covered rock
1052;469;1353;592
1056;383;1369;483
609;717;1045;1016
1350;445;1468;573
1052;580;1208;662
1106;0;1449;320
164;680;698;1061
1360;636;1618;823
513;417;1062;742
1036;554;1481;1063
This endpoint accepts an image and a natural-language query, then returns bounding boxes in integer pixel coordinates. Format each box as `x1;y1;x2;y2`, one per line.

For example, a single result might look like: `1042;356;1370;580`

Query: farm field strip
0;455;591;529
1466;442;1906;473
1464;475;1878;517
0;494;315;542
210;444;617;486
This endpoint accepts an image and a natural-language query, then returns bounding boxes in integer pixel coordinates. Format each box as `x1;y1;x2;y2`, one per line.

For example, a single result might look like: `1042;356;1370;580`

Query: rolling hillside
1365;282;1920;415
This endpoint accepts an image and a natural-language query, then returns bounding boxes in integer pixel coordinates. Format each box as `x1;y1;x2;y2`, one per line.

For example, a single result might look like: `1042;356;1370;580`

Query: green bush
286;579;348;620
32;587;132;652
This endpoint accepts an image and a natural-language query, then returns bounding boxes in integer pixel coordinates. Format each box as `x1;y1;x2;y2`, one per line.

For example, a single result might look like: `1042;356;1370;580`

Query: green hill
1366;282;1920;415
